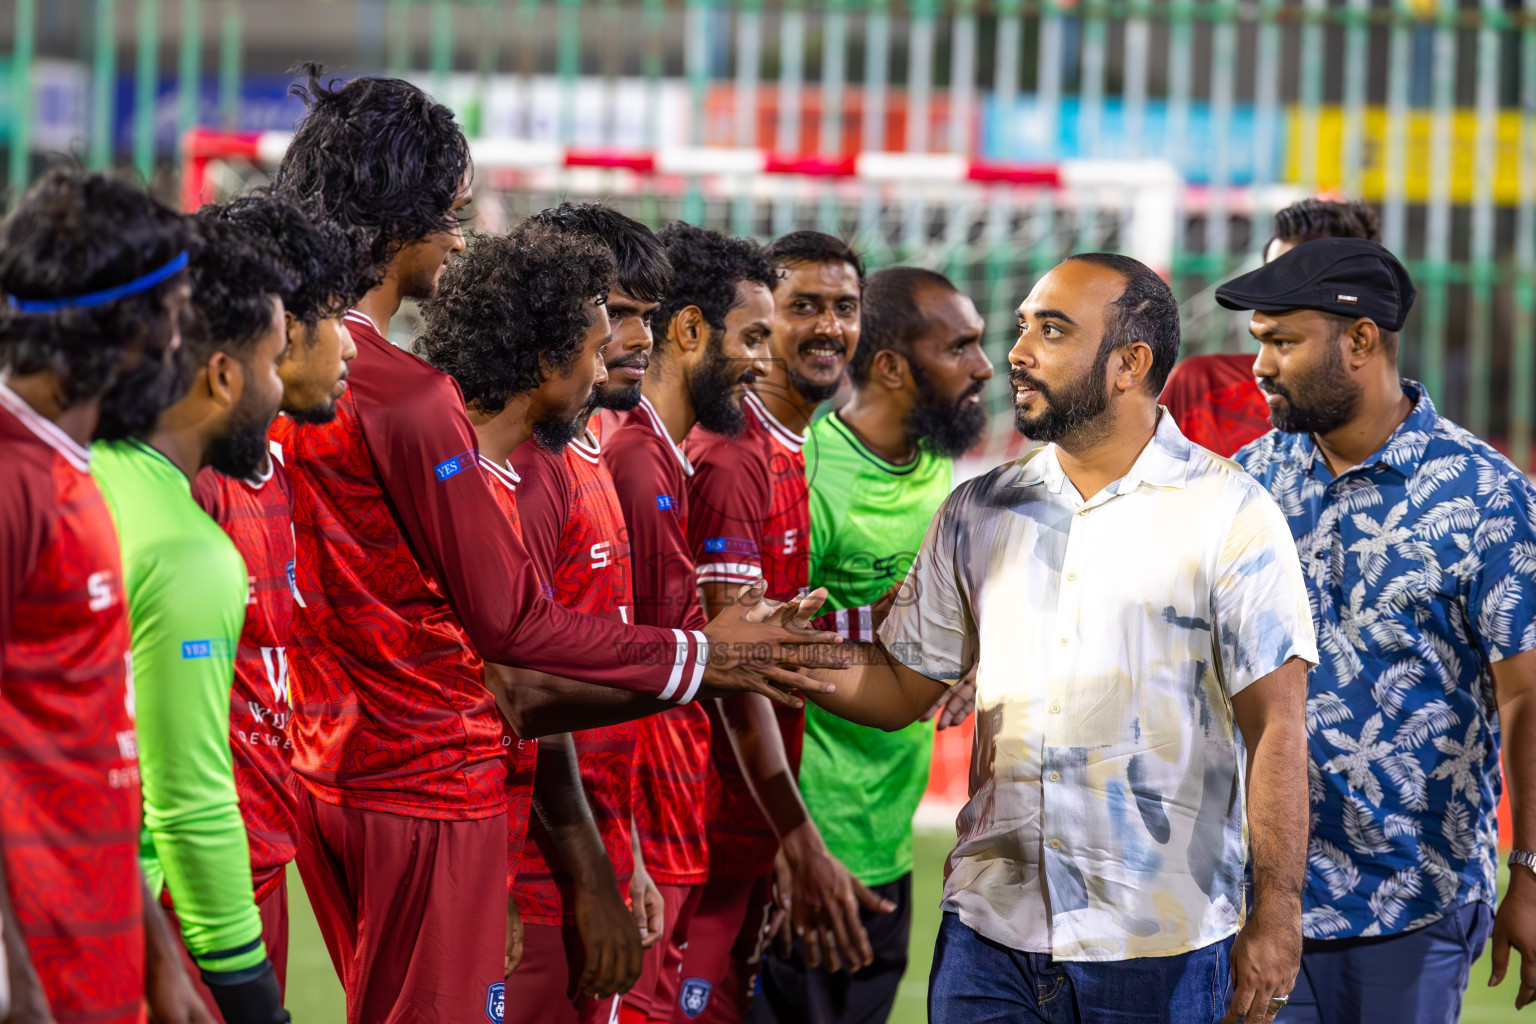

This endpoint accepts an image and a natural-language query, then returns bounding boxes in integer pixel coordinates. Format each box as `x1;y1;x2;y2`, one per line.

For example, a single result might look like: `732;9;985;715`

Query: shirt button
1050;839;1062;850
1049;703;1061;714
1059;637;1069;646
1076;509;1089;517
1049;771;1060;782
1066;571;1078;582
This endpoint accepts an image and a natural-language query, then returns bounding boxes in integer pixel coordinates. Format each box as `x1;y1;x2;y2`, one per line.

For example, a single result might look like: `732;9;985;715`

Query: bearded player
270;69;842;1021
93;209;295;1024
603;222;776;1024
180;191;374;1016
0;167;210;1024
680;231;887;1024
754;267;993;1024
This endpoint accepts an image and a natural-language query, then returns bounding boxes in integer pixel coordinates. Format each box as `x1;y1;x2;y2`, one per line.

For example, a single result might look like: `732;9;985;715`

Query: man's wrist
780;820;825;863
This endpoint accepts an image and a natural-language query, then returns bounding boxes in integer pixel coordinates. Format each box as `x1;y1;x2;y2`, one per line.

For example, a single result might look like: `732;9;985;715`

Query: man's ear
205;350;245;410
1346;318;1381;368
1114;342;1155;394
671;306;708;356
872;348;908;392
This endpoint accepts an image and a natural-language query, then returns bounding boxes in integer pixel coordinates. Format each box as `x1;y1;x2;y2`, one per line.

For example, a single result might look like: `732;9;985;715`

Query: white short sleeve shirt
880;411;1318;961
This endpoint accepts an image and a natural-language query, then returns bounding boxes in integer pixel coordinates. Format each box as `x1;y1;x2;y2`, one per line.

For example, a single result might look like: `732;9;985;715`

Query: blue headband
7;251;190;313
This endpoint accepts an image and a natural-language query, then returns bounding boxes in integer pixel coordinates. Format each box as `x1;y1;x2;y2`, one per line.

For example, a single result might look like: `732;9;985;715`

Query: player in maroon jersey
598;222;777;1024
183;192;374;1017
680;231;892;1024
270;68;841;1021
0;167;213;1024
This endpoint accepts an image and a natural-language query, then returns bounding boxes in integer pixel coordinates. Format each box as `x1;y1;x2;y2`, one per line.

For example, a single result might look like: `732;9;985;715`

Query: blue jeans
1280;901;1493;1024
928;912;1235;1024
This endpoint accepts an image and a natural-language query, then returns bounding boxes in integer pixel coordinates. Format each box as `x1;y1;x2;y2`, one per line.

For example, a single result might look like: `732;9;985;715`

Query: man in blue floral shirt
1223;237;1536;1022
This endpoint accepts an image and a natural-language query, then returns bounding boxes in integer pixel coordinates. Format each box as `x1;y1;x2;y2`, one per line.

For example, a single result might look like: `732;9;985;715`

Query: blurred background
1;1;1532;1018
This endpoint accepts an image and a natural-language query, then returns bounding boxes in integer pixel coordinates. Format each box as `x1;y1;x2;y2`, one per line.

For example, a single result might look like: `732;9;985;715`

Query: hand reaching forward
698;581;846;707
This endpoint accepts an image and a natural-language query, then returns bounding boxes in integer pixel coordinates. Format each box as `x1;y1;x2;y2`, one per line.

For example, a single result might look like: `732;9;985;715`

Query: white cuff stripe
658;628;688;701
835;608;850;640
676;631;708;704
695;562;763;581
858;605;873;644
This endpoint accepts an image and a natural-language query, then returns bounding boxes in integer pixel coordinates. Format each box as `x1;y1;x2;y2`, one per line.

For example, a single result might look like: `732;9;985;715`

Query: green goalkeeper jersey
93;439;268;980
802;412;952;886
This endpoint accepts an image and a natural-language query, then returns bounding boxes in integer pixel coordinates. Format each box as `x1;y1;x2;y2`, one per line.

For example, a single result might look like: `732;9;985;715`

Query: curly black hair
273;64;472;273
524;202;672;304
186;207;299;363
653;222;777;355
0;164;194;405
203;189;378;328
762;230;865;285
415;222;615;413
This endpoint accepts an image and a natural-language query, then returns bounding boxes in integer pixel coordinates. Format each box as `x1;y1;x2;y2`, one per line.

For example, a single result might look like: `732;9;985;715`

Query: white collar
0;379;92;472
638;396;694;477
744;390;807;452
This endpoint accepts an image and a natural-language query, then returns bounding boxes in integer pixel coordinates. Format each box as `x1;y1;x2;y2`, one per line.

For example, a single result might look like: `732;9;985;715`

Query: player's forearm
801;642;937;732
490;663;671;738
532;734;618;889
718;693;808;839
1238;671;1309;916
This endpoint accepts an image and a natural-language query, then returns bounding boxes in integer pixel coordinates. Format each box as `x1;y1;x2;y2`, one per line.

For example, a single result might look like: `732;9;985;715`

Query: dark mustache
1256;379;1287;398
798;338;846;354
608;354;650;371
1008;368;1048;397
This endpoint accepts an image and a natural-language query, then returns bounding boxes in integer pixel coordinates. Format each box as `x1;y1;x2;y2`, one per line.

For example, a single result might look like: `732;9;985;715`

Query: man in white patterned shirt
802;253;1318;1024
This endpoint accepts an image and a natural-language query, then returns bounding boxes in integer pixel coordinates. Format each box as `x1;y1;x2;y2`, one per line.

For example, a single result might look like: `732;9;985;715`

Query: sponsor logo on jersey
181;639;232;660
679;978;711;1019
433;449;478;482
484;981;505;1023
703;536;758;555
539;583;555;600
656;494;675;510
285;559;299;600
87;569;117;612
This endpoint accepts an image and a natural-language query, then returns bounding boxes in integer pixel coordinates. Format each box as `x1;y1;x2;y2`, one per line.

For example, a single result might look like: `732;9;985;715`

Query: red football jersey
269;311;704;821
1159;353;1272;458
191;457;299;902
603;398;712;886
510;430;638;924
684;391;810;880
481;455;541;891
0;383;143;1024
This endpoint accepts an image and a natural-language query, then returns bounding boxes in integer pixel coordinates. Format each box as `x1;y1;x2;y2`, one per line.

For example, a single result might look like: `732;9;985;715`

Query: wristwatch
1509;850;1536;875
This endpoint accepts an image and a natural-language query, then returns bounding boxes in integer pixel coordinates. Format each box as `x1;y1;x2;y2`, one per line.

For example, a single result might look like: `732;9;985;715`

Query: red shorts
506;921;623;1024
621;884;702;1023
291;782;505;1024
166;873;290;1020
671;875;774;1024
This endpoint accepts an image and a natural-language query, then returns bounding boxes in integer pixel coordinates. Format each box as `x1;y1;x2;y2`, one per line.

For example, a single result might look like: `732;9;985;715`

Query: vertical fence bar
1079;0;1106;160
1381;0;1412;254
388;0;411;74
1250;0;1281;267
1512;0;1536;469
218;0;239;129
683;0;708;224
1122;0;1149;156
1341;0;1369;197
858;0;891;249
1167;0;1194;298
134;0;158;182
1204;0;1237;351
1297;0;1324;190
177;0;201;157
91;0;117;170
641;0;663;149
1466;0;1500;436
557;0;580;144
1420;0;1456;404
818;0;849;233
903;0;936;254
9;0;34;193
431;0;453;99
1032;0;1064;278
944;0;978;274
986;0;1023;363
473;0;501;140
772;0;805;236
731;0;762;235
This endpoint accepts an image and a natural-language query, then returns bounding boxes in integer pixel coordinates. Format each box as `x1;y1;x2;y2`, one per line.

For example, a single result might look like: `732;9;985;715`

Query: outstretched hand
699;581;847;708
1489;868;1536;1009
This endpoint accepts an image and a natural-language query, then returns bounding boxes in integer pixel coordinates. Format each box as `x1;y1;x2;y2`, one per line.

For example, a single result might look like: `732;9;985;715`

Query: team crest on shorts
485;981;505;1023
679;978;711;1019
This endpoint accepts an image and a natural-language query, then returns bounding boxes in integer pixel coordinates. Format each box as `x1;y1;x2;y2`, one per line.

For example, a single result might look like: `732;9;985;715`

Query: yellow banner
1285;106;1534;206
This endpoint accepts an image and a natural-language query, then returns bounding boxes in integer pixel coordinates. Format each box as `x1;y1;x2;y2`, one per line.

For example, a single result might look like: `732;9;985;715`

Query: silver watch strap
1509;849;1536;871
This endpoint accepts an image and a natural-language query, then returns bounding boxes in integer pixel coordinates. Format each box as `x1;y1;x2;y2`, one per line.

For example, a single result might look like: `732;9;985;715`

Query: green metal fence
7;0;1536;462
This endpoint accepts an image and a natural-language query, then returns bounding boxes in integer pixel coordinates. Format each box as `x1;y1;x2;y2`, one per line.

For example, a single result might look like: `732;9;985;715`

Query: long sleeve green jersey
92;439;268;981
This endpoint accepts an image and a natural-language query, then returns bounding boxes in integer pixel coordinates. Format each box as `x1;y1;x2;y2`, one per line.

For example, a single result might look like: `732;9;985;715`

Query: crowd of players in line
5;62;1536;1024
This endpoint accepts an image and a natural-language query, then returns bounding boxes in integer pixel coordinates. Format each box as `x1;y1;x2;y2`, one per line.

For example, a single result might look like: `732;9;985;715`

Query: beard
789;364;842;403
93;342;193;442
284;397;342;425
1010;347;1114;444
905;366;990;458
592;355;648;413
532;410;583;451
691;333;756;437
1258;337;1360;435
209;393;279;479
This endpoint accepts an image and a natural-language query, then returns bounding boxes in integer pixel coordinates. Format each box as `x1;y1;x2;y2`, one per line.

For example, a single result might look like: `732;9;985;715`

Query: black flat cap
1215;237;1416;331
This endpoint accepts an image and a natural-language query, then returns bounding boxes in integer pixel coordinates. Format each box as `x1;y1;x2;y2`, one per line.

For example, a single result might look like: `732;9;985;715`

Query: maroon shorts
671;875;773;1024
505;921;623;1024
166;873;290;1020
621;884;702;1023
291;782;506;1024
